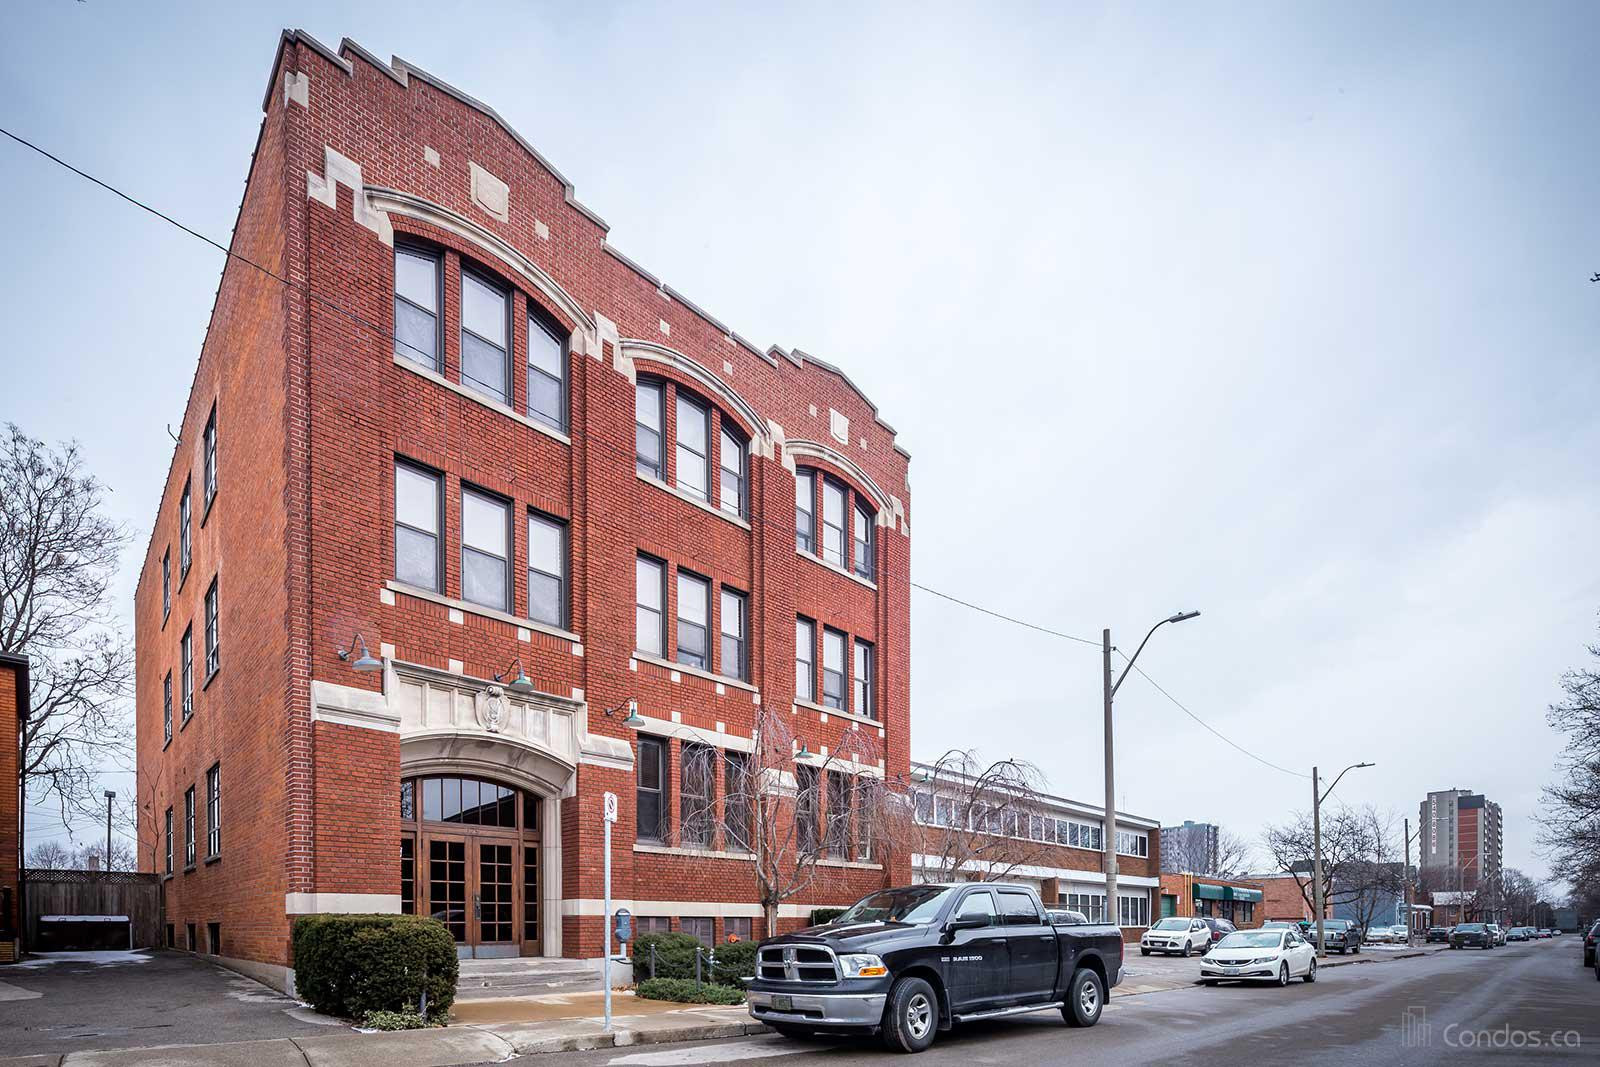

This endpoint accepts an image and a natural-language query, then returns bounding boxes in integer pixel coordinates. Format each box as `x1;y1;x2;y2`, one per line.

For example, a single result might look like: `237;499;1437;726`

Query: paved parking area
0;950;337;1058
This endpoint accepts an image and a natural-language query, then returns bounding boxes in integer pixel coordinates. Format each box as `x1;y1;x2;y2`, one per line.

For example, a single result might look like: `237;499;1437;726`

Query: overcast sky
3;1;1597;884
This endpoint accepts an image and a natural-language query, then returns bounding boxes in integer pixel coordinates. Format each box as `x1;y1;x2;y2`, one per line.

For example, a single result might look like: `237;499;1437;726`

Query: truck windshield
835;887;954;925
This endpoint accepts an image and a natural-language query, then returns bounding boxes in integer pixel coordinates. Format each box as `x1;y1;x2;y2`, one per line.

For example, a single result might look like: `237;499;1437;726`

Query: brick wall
135;30;913;969
0;658;20;951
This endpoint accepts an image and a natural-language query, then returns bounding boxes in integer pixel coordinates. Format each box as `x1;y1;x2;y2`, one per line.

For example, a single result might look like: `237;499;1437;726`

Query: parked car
1487;923;1506;946
1198;917;1238;951
1582;920;1599;967
1451;922;1495;949
1367;925;1394;944
1388;924;1411;943
1046;909;1090;926
746;882;1124;1053
1426;926;1453;944
1200;928;1317;986
1537;928;1555;939
1140;916;1212;957
1506;926;1530;942
1312;919;1362;954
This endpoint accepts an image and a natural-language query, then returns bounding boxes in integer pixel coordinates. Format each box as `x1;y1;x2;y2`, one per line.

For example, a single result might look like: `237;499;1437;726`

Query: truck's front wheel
881;976;939;1053
1063;967;1106;1028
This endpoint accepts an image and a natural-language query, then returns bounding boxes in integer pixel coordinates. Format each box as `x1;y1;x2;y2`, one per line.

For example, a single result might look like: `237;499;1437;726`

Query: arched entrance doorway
400;774;542;958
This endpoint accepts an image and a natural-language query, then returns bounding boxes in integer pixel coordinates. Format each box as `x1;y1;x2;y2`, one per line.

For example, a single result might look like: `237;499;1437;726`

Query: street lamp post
104;790;117;872
1103;611;1200;930
1311;762;1374;958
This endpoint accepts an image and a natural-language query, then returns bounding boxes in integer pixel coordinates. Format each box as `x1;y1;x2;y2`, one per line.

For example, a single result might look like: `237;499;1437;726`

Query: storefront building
1158;872;1264;928
135;31;911;990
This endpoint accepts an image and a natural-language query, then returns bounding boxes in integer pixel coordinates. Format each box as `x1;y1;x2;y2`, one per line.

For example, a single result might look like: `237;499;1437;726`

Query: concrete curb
0;1016;772;1067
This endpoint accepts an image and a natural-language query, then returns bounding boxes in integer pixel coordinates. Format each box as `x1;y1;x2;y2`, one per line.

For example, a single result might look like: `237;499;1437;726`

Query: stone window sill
795;697;881;730
633;843;756;862
797;549;878;591
636;472;752;531
394;355;573;446
632;651;758;694
386;581;582;644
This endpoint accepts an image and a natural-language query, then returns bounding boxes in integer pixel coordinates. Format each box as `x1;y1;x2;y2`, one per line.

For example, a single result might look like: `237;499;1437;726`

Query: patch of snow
13;950;152;967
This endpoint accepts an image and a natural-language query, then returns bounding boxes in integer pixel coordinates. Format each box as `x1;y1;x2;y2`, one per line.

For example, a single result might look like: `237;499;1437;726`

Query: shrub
360;1008;430;1031
710;937;758;987
292;914;458;1021
631;931;705;980
635;977;745;1005
810;907;847;927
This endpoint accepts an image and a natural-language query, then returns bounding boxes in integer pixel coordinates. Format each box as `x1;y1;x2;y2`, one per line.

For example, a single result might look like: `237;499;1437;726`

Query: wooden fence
22;869;163;950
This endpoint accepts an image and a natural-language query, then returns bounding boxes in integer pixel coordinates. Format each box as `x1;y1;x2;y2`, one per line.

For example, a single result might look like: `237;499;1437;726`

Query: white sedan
1200;928;1317;986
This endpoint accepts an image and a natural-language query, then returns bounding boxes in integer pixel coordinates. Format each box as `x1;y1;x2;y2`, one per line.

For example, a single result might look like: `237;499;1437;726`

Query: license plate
771;994;793;1011
1223;967;1240;975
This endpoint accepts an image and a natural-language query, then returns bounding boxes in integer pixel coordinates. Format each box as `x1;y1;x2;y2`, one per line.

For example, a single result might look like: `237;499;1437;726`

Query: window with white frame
179;481;192;581
635;555;665;656
394;246;442;370
680;741;715;848
1067;891;1107;924
675;571;710;670
719;588;746;680
795;470;815;553
163;672;173;746
821;478;847;566
527;512;566;627
204;405;218;507
821;628;846;710
206;764;221;859
1118;893;1150;928
853;639;874;719
636;735;668;843
1116;829;1149;858
526;313;565;431
461;487;511;612
394;461;442;591
718;426;745;516
674;394;710;500
183;786;196;868
180;625;193;723
204;577;219;677
853;503;874;580
164;807;173;875
795;617;816;702
635;380;664;479
460;270;510;404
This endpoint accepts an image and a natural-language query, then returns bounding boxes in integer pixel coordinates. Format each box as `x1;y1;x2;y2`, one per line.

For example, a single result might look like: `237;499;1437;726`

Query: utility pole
104;790;117;871
1311;762;1374;958
1102;629;1117;926
1403;816;1413;945
1101;612;1200;931
1312;767;1324;957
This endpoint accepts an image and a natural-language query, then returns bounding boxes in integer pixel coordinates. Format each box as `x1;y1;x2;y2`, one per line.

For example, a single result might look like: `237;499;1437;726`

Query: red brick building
135;30;910;990
1157;872;1264;928
0;653;24;963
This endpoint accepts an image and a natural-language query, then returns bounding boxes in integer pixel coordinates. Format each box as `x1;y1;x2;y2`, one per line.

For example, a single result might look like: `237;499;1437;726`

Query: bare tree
1214;831;1257;880
26;838;136;872
1262;805;1392;920
888;749;1057;884
1;424;133;827
1537;620;1600;908
25;840;74;869
674;702;892;935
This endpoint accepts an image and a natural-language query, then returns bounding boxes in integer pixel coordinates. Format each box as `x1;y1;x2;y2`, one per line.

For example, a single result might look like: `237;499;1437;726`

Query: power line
5;123;1303;786
1117;653;1309;780
911;582;1101;647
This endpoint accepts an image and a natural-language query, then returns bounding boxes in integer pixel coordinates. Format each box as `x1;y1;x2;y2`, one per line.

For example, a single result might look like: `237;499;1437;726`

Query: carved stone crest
477;685;508;734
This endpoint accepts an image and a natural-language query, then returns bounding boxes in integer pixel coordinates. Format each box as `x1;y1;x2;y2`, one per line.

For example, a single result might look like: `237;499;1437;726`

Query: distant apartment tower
1160;821;1220;874
1418;789;1503;891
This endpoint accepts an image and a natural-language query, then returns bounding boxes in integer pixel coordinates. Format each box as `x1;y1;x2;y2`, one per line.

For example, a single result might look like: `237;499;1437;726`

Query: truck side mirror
944;916;988;933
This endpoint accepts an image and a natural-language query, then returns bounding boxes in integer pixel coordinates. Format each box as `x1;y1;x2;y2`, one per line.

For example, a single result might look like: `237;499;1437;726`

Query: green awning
1195;884;1227;901
1226;887;1263;903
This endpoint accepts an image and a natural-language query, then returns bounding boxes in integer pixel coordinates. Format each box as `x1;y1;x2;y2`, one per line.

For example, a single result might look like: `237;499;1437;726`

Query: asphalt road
515;939;1595;1066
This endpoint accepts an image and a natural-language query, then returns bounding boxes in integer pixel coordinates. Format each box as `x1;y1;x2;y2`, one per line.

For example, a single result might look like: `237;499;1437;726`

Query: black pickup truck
745;882;1124;1053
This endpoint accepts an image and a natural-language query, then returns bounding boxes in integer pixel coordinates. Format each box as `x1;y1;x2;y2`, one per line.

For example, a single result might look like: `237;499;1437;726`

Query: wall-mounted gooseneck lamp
604;698;642;727
336;632;383;672
494;657;535;693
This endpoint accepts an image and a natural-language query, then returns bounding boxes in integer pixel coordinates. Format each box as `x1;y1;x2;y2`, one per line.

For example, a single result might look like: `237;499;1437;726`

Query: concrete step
454;957;609;1001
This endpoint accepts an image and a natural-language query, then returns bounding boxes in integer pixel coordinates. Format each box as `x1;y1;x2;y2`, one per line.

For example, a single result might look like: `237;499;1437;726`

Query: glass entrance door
477;842;516;949
425;836;468;944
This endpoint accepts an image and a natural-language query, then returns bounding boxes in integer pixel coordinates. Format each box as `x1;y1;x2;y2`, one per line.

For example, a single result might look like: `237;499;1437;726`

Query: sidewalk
0;994;765;1067
1319;942;1448;969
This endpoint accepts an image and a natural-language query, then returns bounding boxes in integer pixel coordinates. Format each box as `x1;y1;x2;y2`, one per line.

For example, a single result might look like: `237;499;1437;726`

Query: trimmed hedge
630;932;757;986
709;937;757;987
636;977;744;1005
810;907;848;926
292;914;458;1021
